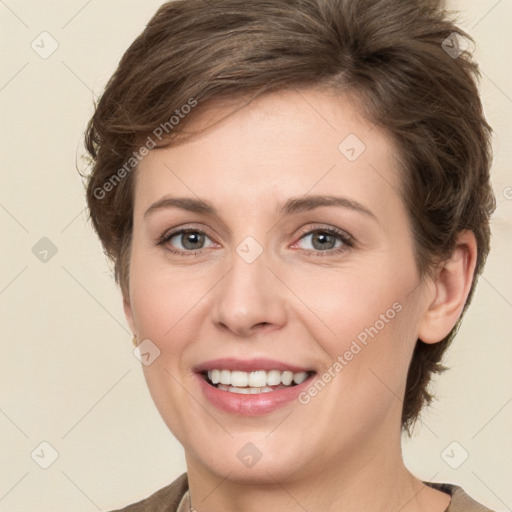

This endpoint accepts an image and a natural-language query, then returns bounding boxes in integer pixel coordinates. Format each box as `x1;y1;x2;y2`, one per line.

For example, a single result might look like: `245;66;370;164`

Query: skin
123;88;476;512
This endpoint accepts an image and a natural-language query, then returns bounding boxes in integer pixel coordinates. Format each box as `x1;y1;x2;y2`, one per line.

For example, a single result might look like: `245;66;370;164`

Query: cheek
128;246;208;339
288;257;416;343
288;254;421;403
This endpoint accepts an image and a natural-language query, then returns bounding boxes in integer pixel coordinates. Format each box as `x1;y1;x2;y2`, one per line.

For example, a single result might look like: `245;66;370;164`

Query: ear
418;230;478;344
123;294;136;335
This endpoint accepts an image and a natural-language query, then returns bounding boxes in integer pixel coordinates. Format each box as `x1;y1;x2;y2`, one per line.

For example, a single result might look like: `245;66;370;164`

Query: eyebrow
144;194;377;221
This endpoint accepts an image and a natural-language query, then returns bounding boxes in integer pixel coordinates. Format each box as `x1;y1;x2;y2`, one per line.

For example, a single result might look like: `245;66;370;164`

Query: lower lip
196;373;315;416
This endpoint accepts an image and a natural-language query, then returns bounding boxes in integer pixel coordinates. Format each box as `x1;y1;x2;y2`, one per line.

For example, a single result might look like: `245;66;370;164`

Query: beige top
109;473;496;512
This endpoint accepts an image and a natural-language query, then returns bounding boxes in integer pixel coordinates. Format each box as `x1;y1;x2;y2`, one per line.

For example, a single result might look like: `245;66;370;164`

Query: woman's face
124;89;432;483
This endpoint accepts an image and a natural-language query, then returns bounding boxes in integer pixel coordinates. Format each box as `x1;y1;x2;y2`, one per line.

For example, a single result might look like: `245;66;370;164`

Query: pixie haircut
84;0;495;431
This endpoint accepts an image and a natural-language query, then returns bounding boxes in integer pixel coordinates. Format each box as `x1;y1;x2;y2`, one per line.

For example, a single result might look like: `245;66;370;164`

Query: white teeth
204;369;311;389
248;370;267;387
293;371;308;384
219;369;231;385
217;384;274;394
267;369;282;386
281;371;293;386
231;371;249;387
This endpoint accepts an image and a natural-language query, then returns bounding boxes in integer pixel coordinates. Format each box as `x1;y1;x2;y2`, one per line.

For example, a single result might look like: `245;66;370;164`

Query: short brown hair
84;0;495;431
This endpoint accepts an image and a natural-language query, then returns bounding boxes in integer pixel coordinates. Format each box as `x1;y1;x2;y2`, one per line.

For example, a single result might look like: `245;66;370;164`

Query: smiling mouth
200;369;316;394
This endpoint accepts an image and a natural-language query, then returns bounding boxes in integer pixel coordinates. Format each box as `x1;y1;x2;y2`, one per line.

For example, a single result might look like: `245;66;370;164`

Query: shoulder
107;473;188;512
426;482;496;512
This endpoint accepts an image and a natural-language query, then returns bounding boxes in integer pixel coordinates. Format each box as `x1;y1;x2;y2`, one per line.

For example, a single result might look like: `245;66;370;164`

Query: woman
84;0;496;510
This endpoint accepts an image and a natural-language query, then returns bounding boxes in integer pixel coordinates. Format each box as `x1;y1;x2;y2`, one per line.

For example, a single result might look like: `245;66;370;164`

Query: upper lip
194;358;314;374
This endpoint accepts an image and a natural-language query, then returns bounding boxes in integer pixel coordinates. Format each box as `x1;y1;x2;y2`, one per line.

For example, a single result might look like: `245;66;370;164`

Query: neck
184;419;450;512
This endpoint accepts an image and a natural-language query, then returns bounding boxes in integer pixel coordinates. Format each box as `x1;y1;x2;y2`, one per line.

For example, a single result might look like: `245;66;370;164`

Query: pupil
313;231;334;250
183;231;204;250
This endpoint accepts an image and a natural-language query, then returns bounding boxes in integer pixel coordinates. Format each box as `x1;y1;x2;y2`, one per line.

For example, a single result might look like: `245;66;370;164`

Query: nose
211;245;287;338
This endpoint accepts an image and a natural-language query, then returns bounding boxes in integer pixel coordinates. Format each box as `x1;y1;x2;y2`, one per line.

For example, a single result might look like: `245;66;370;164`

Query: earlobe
123;295;136;335
418;230;478;344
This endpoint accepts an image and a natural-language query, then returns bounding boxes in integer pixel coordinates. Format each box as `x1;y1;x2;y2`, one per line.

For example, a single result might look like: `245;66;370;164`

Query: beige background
0;1;511;511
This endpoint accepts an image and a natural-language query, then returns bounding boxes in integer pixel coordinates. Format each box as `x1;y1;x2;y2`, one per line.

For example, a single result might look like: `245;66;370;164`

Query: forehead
134;88;403;220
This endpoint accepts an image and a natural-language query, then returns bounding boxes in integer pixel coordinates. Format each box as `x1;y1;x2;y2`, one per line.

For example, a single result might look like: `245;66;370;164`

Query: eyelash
157;224;354;257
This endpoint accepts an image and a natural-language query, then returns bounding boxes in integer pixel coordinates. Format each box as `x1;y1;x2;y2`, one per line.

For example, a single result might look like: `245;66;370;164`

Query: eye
158;228;215;255
157;224;354;257
293;225;353;256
